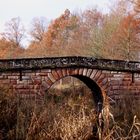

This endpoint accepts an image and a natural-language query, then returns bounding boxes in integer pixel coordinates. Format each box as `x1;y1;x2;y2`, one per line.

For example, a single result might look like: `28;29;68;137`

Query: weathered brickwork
0;57;140;104
0;68;140;100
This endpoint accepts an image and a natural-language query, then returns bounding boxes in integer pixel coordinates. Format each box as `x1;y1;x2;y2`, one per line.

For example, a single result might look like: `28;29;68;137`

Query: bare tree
30;17;48;42
1;17;25;47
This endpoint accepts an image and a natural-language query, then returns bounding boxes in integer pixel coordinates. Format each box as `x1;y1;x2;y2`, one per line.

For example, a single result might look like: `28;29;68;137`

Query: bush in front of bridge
0;86;17;140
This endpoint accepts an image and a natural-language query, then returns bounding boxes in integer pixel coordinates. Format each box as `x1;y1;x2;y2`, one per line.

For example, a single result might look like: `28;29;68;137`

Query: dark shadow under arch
72;75;103;113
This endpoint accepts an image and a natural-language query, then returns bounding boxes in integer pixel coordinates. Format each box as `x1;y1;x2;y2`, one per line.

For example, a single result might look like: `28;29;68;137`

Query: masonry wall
102;71;140;101
0;68;140;102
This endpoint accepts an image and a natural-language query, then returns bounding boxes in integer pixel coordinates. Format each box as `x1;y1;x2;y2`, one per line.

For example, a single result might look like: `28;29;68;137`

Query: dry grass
101;95;140;140
0;86;17;140
26;103;97;140
26;83;98;140
103;115;140;140
0;82;140;140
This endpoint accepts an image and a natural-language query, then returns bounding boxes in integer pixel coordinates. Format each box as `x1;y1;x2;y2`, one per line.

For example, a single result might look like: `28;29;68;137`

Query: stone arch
41;68;108;113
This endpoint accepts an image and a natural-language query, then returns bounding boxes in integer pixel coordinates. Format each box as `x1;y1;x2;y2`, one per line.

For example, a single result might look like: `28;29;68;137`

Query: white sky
0;0;111;46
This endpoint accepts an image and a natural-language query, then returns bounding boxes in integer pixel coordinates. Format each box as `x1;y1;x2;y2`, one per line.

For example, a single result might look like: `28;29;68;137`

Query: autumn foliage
0;1;140;60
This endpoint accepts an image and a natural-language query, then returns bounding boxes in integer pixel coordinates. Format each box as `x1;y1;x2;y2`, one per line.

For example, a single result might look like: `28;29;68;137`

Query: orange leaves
115;13;140;49
44;9;71;47
26;9;79;57
82;9;103;28
119;14;140;35
0;38;25;59
107;13;140;60
133;0;140;12
0;2;139;60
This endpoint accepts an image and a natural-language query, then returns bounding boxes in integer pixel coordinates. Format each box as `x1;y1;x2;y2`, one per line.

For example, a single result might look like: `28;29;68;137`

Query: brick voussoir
86;69;93;77
45;77;53;86
74;68;79;75
97;74;106;84
56;69;63;78
48;73;56;83
83;68;88;76
51;70;60;80
90;70;98;79
94;70;102;81
66;68;71;75
62;69;68;77
79;68;84;75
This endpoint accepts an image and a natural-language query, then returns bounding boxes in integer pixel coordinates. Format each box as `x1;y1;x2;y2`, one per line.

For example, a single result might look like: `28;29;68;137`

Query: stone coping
0;56;140;73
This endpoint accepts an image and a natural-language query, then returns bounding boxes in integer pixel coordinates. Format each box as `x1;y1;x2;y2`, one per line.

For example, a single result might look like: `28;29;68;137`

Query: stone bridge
0;56;140;112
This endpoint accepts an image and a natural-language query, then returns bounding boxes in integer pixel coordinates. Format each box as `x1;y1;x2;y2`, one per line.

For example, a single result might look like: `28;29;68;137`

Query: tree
25;1;140;59
105;0;140;60
0;38;25;59
0;17;25;58
43;9;71;48
30;17;48;42
1;17;25;47
104;13;140;60
80;9;105;57
26;9;81;57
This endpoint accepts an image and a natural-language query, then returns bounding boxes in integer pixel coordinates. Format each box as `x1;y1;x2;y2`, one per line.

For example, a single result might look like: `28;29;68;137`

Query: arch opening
72;75;103;113
45;74;104;113
46;76;96;111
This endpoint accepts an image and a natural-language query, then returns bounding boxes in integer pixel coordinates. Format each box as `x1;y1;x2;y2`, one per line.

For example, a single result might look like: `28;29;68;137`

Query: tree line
0;0;140;60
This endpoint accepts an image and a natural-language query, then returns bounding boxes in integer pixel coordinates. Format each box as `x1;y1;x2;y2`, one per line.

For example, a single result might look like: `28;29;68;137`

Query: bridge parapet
0;56;140;73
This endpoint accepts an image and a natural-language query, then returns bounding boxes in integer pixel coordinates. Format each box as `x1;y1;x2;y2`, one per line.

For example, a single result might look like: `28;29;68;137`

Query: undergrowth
0;84;140;140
